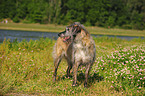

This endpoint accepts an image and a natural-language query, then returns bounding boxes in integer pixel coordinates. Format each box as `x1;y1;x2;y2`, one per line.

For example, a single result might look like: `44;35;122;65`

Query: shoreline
1;29;145;38
0;23;145;37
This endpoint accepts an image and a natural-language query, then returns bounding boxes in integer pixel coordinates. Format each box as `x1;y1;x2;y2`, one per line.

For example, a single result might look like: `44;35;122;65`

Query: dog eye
66;28;69;31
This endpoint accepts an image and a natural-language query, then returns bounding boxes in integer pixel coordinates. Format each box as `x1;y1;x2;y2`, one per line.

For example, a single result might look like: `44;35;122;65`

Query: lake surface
0;29;144;43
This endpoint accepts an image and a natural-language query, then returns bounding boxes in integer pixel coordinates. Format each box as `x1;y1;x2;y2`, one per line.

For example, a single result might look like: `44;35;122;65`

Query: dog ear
74;25;81;33
73;22;89;37
81;30;87;37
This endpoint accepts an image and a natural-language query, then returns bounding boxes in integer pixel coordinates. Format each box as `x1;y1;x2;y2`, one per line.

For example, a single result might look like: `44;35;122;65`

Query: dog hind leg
84;63;92;88
53;56;62;82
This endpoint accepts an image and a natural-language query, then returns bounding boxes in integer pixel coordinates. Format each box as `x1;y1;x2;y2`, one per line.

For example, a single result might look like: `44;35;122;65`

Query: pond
0;29;144;43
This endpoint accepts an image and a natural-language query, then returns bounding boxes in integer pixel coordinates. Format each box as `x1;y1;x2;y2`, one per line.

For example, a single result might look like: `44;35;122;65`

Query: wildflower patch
94;45;145;94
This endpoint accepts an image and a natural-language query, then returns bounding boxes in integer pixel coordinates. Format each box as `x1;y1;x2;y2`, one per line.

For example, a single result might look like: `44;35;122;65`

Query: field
0;36;145;95
0;23;145;37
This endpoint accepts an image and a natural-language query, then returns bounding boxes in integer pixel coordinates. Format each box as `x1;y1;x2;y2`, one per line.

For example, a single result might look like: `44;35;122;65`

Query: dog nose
58;33;61;37
58;33;64;37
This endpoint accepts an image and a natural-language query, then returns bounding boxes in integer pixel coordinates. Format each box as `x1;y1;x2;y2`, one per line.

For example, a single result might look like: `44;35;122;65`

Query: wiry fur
53;22;96;87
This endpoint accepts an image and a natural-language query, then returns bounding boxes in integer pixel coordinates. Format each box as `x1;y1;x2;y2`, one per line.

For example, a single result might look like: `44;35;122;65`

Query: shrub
13;16;20;23
132;23;145;30
121;24;132;29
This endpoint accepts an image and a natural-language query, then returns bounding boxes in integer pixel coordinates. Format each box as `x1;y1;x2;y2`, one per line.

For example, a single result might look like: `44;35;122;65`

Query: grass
0;37;145;95
0;23;145;37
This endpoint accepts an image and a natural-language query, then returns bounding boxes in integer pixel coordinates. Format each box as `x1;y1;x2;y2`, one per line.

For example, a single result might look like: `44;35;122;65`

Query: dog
53;22;96;87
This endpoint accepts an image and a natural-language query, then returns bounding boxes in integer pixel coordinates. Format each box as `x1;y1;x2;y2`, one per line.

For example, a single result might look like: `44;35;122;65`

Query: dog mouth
62;36;70;42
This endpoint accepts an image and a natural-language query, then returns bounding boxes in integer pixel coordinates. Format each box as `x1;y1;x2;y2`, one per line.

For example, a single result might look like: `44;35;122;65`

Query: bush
132;23;145;30
121;24;132;29
85;21;91;26
13;16;20;23
22;19;33;24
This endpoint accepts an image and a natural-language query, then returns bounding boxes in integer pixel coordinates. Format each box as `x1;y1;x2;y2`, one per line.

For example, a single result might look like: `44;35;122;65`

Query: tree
0;0;144;29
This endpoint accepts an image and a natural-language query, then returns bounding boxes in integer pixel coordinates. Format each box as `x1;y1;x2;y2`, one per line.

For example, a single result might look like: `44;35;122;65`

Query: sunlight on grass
0;37;145;95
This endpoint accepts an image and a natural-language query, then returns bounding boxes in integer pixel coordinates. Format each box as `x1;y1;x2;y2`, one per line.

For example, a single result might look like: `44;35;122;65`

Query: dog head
58;22;83;42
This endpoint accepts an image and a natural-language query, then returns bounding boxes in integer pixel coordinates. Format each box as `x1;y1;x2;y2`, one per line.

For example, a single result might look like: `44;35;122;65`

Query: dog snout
58;32;65;37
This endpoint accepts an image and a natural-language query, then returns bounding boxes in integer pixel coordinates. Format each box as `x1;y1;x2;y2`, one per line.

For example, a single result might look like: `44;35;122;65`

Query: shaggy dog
53;22;96;87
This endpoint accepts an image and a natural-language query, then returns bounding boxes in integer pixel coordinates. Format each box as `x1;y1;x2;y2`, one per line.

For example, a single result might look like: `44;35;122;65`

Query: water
0;30;58;43
0;29;144;43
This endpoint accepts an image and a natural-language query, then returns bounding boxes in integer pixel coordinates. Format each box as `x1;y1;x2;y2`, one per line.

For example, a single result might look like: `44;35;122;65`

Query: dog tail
52;43;57;62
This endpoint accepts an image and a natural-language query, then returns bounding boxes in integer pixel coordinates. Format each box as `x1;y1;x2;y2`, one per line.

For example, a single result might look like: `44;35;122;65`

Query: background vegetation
0;0;145;30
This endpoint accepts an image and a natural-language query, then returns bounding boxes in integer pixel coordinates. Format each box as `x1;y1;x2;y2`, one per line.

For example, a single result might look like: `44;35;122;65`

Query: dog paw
52;77;56;82
72;83;78;87
84;83;88;88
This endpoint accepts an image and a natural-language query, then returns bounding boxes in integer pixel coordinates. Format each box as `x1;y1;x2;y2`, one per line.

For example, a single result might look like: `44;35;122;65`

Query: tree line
0;0;145;30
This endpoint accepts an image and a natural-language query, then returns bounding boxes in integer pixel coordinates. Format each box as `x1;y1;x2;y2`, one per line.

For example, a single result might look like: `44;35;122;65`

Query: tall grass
0;37;145;95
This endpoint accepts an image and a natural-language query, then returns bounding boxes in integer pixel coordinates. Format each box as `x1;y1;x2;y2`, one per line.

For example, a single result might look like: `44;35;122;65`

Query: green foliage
12;16;20;23
0;0;145;29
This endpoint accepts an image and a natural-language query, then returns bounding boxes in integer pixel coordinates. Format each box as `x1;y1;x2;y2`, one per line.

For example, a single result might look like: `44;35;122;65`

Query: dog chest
73;42;91;63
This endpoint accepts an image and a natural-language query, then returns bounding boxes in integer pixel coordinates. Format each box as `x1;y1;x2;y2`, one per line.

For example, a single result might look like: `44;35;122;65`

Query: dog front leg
66;58;73;77
53;56;62;82
72;62;79;87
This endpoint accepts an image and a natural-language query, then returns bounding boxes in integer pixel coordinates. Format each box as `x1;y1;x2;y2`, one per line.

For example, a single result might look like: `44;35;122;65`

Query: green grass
0;37;145;95
0;23;145;36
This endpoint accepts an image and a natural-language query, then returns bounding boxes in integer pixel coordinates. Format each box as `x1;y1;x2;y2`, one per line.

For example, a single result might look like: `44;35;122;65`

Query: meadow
0;36;145;96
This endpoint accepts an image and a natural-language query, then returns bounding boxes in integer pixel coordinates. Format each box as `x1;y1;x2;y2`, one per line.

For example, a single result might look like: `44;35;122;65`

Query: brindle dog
53;22;96;87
